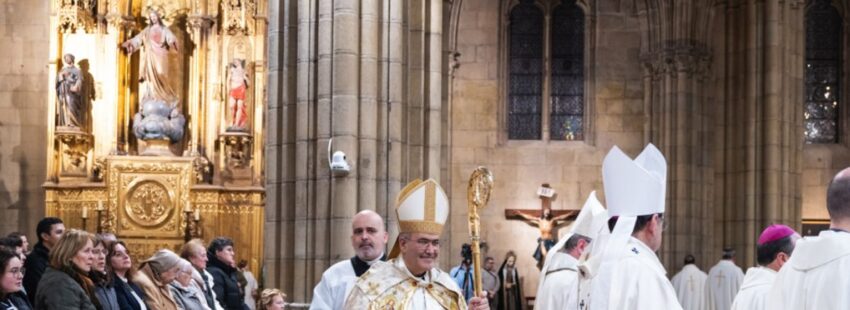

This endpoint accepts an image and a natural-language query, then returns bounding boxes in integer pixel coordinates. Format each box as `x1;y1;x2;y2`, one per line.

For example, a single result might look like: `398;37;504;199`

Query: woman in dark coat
497;251;523;310
108;241;148;310
0;249;31;310
34;229;99;310
91;236;119;309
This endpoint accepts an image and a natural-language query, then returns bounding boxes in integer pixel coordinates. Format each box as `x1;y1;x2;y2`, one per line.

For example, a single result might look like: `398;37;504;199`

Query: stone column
642;40;713;271
264;0;445;302
712;0;804;265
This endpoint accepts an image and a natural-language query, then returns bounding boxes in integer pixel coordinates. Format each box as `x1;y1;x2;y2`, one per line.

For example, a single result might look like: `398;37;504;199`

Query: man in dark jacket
22;217;64;304
207;237;248;310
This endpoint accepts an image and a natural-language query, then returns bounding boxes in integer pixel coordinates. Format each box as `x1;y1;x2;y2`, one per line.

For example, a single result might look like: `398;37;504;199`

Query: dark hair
722;247;736;259
107;240;136;281
827;175;850;219
6;232;25;240
0;249;21;297
208;237;235;254
608;213;661;234
238;259;248;269
564;234;592;252
684;254;696;265
757;236;796;266
36;217;63;243
0;237;22;249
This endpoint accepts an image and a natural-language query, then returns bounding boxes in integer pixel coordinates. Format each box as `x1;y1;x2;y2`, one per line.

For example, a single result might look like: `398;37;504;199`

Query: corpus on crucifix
504;184;578;268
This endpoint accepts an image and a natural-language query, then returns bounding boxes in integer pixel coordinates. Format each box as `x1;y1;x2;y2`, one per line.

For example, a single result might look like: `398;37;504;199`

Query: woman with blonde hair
257;289;286;310
132;249;182;310
34;229;98;309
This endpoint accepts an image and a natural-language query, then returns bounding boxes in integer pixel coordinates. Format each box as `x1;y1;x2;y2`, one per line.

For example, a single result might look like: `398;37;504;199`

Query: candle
97;200;104;211
184;202;193;213
194;209;200;221
82;206;88;219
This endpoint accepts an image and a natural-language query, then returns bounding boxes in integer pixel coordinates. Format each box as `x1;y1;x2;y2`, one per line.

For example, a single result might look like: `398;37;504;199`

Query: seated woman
90;236;119;309
132;249;182;310
258;289;286;310
108;241;147;310
169;259;209;310
34;229;99;309
0;248;31;309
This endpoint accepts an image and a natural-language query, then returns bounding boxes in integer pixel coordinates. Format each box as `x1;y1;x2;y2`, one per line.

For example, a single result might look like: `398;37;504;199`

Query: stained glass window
804;0;842;143
550;2;585;141
508;0;544;140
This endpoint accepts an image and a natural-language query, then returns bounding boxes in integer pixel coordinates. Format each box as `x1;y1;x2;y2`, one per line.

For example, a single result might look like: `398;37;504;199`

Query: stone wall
447;0;646;295
0;0;49;236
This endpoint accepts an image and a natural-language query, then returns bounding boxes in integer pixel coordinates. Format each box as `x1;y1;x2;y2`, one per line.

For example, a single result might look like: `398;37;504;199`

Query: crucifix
504;183;579;268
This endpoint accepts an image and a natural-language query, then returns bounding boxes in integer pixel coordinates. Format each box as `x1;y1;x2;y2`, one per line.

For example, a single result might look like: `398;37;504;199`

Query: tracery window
804;0;842;143
507;0;585;141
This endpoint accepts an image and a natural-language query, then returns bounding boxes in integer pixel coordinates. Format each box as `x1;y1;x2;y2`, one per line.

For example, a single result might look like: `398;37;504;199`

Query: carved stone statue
56;53;83;129
121;8;186;143
227;58;249;131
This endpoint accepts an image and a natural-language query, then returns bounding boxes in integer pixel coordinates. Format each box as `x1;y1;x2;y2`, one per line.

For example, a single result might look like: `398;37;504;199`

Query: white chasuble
535;252;579;310
310;260;356;310
767;230;850;310
588;237;682;310
729;267;775;310
671;264;707;310
704;260;744;310
344;258;465;310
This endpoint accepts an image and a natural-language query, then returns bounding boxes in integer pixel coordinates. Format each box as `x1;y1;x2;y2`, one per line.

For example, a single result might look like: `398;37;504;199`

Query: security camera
328;138;351;176
330;151;351;175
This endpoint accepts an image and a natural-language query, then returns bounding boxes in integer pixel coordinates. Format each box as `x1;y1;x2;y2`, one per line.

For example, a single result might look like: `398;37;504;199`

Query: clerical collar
350;252;386;277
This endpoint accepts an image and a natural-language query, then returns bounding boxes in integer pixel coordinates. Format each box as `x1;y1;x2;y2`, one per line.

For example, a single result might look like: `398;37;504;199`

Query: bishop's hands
468;292;490;310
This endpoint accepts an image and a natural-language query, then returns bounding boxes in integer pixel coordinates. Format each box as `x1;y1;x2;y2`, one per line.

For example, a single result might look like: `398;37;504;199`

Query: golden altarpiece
42;0;267;273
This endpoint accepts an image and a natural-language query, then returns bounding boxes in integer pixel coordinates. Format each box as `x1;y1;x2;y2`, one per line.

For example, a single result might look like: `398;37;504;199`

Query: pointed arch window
507;0;586;141
804;0;842;143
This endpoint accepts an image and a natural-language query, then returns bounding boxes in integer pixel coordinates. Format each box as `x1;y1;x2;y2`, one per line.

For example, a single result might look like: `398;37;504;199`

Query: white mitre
537;191;608;289
599;143;667;258
388;178;450;258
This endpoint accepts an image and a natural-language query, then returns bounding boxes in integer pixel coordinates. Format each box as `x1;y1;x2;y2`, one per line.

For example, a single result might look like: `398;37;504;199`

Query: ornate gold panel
108;156;193;238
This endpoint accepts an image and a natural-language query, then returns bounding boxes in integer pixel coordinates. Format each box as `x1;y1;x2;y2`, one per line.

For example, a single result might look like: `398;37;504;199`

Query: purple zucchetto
758;224;796;245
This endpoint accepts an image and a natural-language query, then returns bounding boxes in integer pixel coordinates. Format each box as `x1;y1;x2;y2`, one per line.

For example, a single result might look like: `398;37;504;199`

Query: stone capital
641;40;712;80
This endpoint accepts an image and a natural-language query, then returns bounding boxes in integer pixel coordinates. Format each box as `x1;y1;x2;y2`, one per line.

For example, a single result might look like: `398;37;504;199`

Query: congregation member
0;238;25;262
258;289;286;310
670;255;707;310
34;229;97;309
238;260;257;310
6;233;29;255
169;258;210;310
207;237;248;310
134;249;182;310
107;240;148;310
310;210;388;310
0;249;31;309
705;248;744;310
181;239;223;310
767;167;850;309
91;235;119;309
480;257;500;309
344;179;489;309
23;217;65;303
588;144;682;309
730;224;799;310
535;192;607;310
